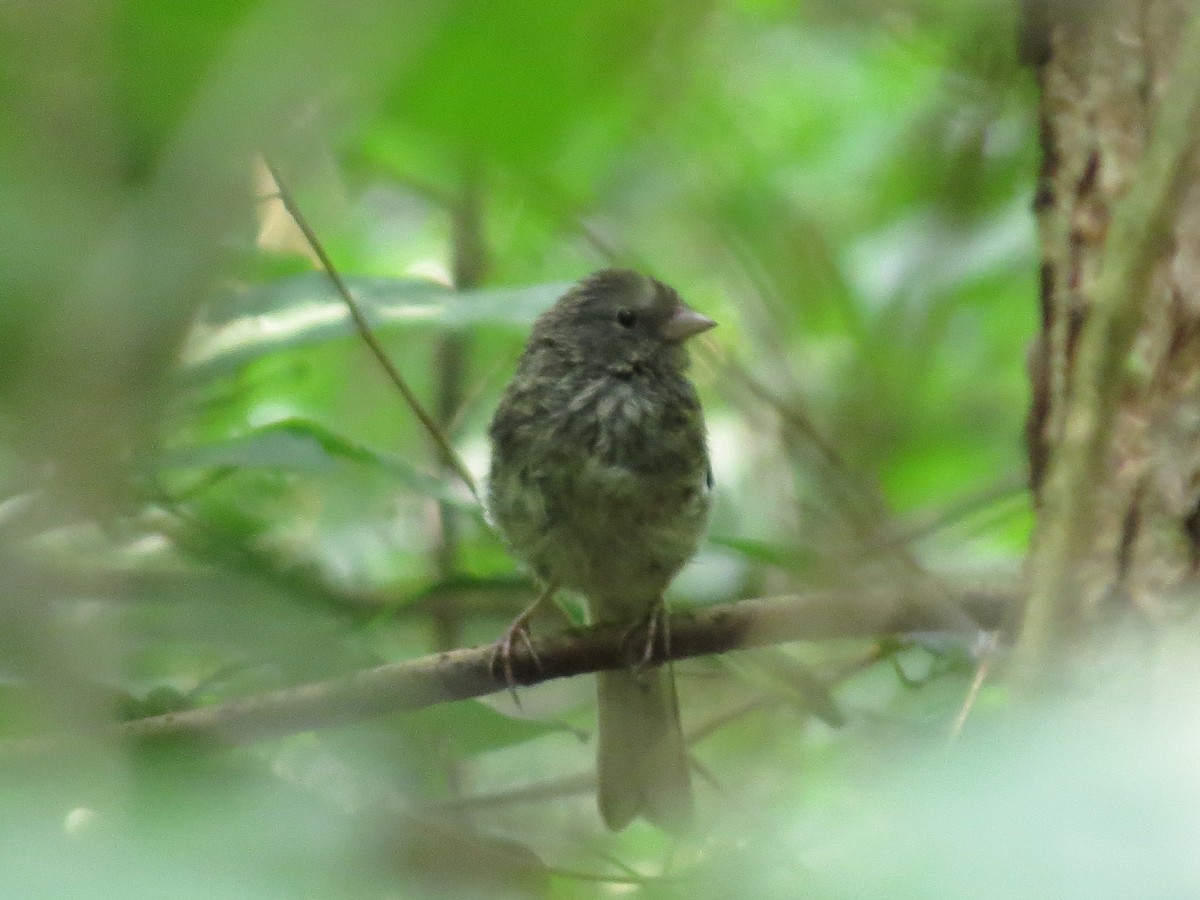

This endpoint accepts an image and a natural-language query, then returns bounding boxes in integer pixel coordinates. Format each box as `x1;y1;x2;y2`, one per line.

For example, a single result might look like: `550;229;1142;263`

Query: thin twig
429;171;486;665
722;358;926;576
868;474;1028;554
948;631;999;741
263;160;479;502
432;773;594;812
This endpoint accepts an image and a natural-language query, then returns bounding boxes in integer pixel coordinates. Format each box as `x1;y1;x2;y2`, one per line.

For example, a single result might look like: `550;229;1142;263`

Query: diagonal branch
3;584;1014;755
264;160;480;503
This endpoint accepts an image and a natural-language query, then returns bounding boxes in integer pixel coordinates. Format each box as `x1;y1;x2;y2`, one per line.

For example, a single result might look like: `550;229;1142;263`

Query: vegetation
4;1;1192;897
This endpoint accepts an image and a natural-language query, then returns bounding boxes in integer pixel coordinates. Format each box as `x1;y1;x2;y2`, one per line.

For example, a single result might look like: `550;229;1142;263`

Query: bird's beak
661;304;717;342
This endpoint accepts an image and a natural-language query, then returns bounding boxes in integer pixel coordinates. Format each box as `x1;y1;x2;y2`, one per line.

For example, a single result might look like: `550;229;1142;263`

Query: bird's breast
488;368;710;605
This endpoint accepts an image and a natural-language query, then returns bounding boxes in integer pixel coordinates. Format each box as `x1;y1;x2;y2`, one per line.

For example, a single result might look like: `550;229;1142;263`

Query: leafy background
0;0;1084;897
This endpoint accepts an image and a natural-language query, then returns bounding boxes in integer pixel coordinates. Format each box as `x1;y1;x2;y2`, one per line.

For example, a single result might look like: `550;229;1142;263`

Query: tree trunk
1021;0;1200;667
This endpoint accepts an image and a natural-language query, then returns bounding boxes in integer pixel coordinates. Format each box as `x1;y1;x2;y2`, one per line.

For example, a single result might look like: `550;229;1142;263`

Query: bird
486;268;715;831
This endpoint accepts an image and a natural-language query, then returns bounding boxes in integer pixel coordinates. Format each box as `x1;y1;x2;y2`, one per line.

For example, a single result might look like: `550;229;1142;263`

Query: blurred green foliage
0;0;1047;896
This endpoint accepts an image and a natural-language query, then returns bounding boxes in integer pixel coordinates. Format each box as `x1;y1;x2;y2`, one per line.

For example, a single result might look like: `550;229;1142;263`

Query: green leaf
113;0;256;177
157;417;477;509
381;0;690;167
402;699;565;756
0;682;43;740
119;685;194;721
179;274;566;383
708;535;819;572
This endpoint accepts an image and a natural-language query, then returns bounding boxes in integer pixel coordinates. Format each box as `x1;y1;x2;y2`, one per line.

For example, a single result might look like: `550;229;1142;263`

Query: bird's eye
616;308;637;328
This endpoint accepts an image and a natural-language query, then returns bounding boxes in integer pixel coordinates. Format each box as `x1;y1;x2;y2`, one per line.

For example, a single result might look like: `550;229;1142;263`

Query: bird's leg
621;596;671;680
490;581;559;703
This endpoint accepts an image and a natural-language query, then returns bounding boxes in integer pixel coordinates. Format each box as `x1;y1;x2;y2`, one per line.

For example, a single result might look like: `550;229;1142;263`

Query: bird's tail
595;665;693;831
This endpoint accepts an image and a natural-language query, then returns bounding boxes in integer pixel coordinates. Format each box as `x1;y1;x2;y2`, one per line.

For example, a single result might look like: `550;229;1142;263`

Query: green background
0;1;1087;897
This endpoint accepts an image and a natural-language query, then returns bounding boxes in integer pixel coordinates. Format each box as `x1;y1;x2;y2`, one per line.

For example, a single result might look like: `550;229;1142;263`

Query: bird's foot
620;598;670;678
489;612;540;706
489;583;558;705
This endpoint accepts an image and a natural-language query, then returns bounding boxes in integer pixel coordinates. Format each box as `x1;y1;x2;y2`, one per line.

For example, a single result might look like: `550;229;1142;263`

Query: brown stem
263;161;480;503
2;584;1014;756
430;171;487;653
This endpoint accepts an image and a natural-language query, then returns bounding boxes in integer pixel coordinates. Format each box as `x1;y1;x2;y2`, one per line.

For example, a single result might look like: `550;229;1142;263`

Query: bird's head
532;269;716;372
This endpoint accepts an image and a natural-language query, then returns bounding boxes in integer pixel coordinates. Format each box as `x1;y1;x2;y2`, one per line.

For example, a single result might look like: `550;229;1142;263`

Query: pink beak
661;304;717;343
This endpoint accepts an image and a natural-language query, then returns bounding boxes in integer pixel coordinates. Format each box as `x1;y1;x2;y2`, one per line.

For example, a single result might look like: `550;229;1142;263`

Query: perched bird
487;268;715;831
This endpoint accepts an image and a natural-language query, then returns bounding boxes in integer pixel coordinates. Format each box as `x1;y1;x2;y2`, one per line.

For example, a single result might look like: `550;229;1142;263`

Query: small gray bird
487;268;715;831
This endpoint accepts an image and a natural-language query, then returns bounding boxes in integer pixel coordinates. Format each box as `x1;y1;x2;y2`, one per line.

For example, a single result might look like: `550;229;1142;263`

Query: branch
3;585;1013;755
263;161;481;503
1018;7;1200;678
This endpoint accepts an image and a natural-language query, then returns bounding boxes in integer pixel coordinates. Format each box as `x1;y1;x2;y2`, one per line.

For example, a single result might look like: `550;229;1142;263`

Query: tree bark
1021;0;1200;670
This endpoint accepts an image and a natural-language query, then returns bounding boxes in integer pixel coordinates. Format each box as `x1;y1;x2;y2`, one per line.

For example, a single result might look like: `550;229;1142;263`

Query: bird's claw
489;612;543;707
621;601;669;678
